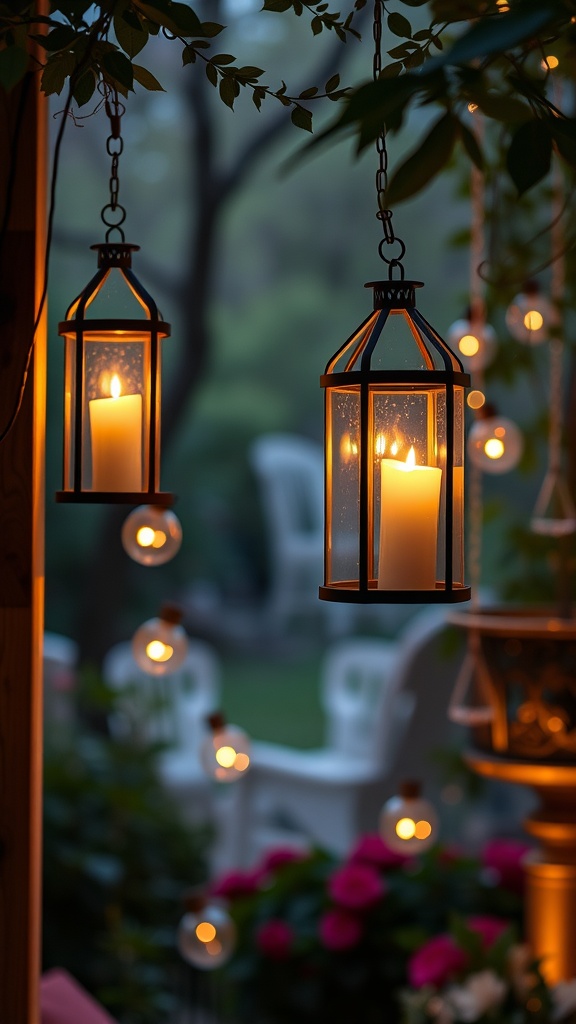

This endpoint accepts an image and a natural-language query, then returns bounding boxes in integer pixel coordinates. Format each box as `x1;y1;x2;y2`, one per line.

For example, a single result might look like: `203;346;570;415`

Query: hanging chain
101;86;127;242
373;0;406;278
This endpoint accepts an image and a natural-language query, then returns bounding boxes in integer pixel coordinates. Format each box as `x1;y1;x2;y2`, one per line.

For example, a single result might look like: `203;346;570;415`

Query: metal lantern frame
320;278;471;604
56;241;173;505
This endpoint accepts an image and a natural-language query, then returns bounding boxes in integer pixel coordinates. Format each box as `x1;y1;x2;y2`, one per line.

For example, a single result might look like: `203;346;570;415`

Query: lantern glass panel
326;387;360;588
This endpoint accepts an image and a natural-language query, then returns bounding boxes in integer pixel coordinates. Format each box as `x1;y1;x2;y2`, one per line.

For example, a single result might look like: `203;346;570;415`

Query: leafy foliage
43;668;210;1024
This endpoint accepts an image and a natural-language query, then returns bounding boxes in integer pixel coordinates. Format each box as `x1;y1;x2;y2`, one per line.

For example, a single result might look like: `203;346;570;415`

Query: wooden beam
0;60;47;1023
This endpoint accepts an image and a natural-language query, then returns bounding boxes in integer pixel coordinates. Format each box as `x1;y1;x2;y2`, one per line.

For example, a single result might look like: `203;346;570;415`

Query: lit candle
378;446;442;590
89;374;143;491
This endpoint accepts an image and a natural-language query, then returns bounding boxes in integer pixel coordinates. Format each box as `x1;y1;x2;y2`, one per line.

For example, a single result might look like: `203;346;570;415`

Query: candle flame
405;446;416;470
390;440;399;457
110;374;122;399
375;433;386;458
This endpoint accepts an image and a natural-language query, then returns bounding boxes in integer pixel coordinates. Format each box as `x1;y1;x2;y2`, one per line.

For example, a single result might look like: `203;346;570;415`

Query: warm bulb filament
195;921;217;944
524;310;543;332
484;438;505;460
396;817;416;840
215;744;237;768
110;374;122;399
146;639;174;662
136;526;155;548
458;334;480;357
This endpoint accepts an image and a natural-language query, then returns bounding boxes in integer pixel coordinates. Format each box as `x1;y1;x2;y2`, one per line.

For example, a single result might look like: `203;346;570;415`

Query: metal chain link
101;88;127;241
373;0;405;276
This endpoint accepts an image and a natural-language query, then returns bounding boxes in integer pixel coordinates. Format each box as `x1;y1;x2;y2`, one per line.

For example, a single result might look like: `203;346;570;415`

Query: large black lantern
56;242;172;504
320;278;471;604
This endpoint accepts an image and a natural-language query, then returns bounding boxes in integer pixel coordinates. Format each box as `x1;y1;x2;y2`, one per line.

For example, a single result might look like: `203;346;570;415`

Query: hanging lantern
200;711;251;782
467;405;523;475
505;280;553;345
446;318;497;373
56;90;172;504
122;504;183;565
177;890;236;970
132;603;188;676
379;780;438;854
320;279;471;604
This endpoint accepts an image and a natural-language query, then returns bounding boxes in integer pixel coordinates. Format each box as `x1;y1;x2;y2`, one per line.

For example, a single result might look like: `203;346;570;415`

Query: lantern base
319;582;471;604
55;490;175;506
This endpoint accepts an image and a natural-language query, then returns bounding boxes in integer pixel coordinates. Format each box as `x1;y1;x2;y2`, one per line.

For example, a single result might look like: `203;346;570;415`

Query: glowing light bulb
467;414;523;474
542;54;559;70
447;319;497;371
379;781;438;854
467;390;486;410
132;604;188;676
505;284;552;344
177;899;236;970
201;712;252;782
122;505;182;566
467;102;478;113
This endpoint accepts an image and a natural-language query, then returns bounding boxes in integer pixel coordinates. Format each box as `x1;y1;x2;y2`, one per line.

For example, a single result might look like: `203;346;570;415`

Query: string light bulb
467;405;523;474
122;504;182;566
379;780;438;854
505;281;553;345
200;711;251;782
131;603;188;676
446;318;497;372
177;891;236;970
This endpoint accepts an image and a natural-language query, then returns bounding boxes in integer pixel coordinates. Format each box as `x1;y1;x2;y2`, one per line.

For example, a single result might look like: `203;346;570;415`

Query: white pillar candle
89;374;143;492
378;447;442;590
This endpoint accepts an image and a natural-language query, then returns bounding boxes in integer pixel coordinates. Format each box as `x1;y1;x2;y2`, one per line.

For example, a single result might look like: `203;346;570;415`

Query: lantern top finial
365;279;424;310
90;242;140;269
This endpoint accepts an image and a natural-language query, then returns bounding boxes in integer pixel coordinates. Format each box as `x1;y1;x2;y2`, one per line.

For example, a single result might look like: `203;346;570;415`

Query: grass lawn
219;649;325;749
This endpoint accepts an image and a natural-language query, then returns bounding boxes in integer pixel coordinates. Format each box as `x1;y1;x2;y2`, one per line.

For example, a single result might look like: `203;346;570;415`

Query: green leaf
291;105;313;132
437;3;563;67
182;43;195;64
72;69;96;107
325;73;340;93
262;0;293;10
132;64;164;91
457;118;484;170
101;50;134;91
42;24;77;52
211;53;235;65
299;86;318;98
114;10;148;58
40;53;75;96
311;15;323;33
219;75;236;109
205;62;218;86
0;44;28;92
168;2;202;35
506;119;552;195
473;92;530;123
236;66;264;79
387;12;412;37
385;111;458;204
200;22;224;37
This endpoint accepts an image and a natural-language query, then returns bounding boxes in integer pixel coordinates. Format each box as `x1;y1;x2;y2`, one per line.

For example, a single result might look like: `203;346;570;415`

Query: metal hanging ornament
56;89;173;505
319;0;470;604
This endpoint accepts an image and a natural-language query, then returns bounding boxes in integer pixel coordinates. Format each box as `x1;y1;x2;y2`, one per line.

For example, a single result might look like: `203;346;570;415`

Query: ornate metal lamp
320;1;470;605
56;90;172;505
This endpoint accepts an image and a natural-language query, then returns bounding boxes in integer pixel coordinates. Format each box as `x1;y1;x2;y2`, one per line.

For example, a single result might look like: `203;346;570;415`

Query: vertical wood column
0;64;47;1024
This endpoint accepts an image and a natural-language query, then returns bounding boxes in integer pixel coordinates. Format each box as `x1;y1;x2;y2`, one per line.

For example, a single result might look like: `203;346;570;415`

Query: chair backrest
102;639;220;756
250;433;324;559
321;638;402;763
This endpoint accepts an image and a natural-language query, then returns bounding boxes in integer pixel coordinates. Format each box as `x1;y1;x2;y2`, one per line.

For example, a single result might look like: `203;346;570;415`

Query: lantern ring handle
101;203;127;228
378;236;406;268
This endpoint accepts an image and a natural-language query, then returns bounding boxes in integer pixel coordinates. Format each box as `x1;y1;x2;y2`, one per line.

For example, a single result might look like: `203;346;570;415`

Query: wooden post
0;62;47;1023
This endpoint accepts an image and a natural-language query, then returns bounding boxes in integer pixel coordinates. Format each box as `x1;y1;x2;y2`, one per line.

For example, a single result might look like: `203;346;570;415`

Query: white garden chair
102;638;221;823
222;608;459;868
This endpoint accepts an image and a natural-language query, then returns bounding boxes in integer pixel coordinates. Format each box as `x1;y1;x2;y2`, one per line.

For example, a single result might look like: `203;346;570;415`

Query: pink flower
319;908;363;951
482;839;531;894
348;833;411;870
408;934;468;989
467;915;509;949
209;868;263;900
259;847;308;874
328;863;385;910
256;919;294;960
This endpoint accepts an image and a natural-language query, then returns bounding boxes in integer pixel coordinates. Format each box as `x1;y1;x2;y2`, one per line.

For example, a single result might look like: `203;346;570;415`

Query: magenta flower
319;908;363;951
256;919;295;960
482;839;531;894
348;833;411;870
210;868;263;900
408;934;468;989
259;846;308;875
467;915;509;948
328;862;385;910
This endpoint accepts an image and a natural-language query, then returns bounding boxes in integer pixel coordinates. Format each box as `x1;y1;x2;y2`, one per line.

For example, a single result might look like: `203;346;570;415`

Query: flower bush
214;835;543;1024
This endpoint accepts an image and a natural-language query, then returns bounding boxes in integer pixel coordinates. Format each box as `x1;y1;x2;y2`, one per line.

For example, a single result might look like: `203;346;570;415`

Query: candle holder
56;243;172;504
320;279;470;604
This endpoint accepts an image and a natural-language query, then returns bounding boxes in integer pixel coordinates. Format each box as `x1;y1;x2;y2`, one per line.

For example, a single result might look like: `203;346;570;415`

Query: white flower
445;970;507;1022
427;994;455;1024
552;979;576;1021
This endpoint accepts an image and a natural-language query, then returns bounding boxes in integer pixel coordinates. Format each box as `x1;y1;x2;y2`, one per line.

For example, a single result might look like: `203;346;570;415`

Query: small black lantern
56;87;172;505
56;242;171;504
320;278;471;604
